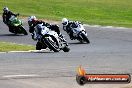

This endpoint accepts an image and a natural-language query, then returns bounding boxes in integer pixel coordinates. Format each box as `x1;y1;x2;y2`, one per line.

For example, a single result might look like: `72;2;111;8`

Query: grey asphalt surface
0;17;132;88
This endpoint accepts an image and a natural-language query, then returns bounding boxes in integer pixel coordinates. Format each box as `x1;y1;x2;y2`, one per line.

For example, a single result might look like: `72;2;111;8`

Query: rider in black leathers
28;16;64;40
28;16;68;49
2;7;19;33
28;16;67;45
62;18;80;40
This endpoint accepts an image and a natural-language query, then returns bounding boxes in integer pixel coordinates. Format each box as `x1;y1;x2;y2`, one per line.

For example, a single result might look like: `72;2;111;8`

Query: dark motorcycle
8;15;28;35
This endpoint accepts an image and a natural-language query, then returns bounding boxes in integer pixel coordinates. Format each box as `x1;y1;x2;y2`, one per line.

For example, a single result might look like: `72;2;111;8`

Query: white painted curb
83;24;130;29
2;74;39;78
0;49;49;53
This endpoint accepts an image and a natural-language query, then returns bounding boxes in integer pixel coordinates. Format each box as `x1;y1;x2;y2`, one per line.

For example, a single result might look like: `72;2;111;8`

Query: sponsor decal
76;66;131;85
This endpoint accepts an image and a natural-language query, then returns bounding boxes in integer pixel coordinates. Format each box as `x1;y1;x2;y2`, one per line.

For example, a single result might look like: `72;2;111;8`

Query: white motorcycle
33;23;70;52
70;22;90;43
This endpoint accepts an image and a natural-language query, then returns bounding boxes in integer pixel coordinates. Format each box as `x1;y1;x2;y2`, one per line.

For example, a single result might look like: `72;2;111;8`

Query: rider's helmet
28;16;37;26
3;7;9;13
62;18;68;26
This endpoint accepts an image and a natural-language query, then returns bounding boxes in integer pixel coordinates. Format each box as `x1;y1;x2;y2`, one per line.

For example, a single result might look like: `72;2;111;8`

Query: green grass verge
0;41;35;52
0;0;132;27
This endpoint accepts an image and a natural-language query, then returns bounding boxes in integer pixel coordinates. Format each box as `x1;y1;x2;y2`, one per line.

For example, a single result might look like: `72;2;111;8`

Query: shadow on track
69;42;89;45
29;51;56;54
0;34;25;36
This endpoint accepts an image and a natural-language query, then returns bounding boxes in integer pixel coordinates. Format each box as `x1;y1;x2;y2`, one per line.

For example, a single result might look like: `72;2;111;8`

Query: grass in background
0;42;35;52
0;0;132;27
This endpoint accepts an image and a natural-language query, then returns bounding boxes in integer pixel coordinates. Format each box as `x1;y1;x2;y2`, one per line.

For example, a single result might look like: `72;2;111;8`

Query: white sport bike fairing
33;23;70;52
70;22;90;43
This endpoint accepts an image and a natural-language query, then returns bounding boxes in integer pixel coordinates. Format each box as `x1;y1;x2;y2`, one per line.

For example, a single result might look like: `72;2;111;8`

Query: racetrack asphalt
0;17;132;88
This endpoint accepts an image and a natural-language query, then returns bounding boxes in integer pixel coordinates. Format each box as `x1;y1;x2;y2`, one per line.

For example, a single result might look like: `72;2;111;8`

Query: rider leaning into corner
62;18;81;40
2;7;19;33
28;16;67;43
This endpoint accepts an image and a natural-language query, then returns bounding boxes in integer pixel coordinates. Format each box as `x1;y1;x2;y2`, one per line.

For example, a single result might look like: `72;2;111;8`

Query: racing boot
69;30;75;40
8;26;15;33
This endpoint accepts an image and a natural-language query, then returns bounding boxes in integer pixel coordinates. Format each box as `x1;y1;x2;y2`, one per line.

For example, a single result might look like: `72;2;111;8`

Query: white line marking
3;74;39;78
8;51;31;53
103;26;113;28
84;24;130;29
29;49;48;52
7;49;49;53
0;52;6;54
0;49;49;53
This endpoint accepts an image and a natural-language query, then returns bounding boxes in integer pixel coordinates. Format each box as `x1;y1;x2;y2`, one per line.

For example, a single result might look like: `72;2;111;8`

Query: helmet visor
62;22;67;25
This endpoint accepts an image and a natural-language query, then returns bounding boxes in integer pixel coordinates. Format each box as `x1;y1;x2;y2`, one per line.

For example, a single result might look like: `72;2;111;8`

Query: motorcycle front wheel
81;33;90;44
44;36;59;52
63;46;70;52
19;26;28;35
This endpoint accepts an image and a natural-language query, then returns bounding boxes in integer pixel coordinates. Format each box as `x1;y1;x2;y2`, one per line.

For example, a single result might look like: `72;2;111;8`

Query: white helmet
3;7;9;12
62;18;68;26
28;16;37;26
28;16;37;22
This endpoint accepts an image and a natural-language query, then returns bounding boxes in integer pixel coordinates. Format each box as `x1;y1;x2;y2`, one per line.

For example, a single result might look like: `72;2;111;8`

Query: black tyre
36;42;47;50
36;42;42;50
63;46;70;52
44;37;59;52
20;26;28;35
81;33;90;43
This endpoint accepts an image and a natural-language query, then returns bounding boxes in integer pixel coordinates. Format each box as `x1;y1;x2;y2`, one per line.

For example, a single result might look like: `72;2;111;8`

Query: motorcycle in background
70;22;90;43
8;15;28;35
